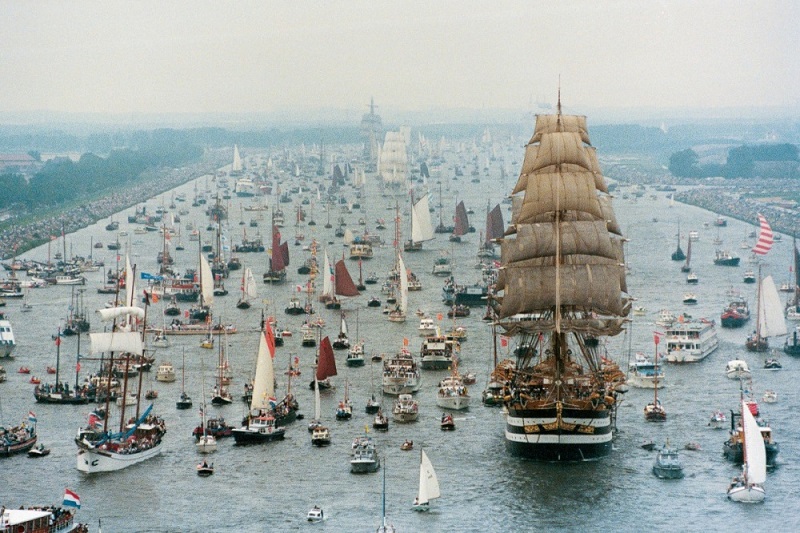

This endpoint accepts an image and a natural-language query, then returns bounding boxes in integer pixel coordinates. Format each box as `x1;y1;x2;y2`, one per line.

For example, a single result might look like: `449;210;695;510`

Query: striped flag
752;213;774;256
28;411;37;423
63;488;81;509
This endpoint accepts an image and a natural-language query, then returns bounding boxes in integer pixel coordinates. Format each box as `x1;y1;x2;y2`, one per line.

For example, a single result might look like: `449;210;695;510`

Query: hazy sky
2;1;798;116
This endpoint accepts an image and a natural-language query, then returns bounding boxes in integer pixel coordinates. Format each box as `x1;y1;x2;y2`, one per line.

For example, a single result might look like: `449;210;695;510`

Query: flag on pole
500;336;509;348
63;488;81;509
28;411;37;423
653;331;664;345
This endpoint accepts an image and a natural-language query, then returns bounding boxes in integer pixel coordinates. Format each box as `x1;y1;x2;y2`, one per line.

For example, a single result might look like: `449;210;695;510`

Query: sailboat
644;334;666;421
785;236;800;323
197;361;217;453
387;254;408;323
681;236;692;274
376;459;396;533
378;130;409;197
262;221;288;284
309;336;337;391
236;267;257;309
210;328;233;405
489;93;629;460
347;309;366;367
671;222;686;261
335;379;353;420
332;311;351;350
34;328;90;404
76;305;167;473
746;216;786;351
176;348;192;409
404;191;434;251
727;400;767;502
232;321;286;444
411;449;441;512
449;200;470;243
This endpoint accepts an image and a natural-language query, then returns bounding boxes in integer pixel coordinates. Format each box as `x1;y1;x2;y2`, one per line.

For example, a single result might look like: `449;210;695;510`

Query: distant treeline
669;143;799;179
0;142;202;209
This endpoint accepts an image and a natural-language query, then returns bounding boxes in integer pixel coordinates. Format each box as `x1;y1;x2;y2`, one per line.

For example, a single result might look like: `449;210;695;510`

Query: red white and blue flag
63;488;81;509
752;213;774;256
28;411;37;423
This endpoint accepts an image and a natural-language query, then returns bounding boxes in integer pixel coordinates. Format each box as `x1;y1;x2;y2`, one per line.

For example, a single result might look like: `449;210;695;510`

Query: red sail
280;241;290;267
334;259;360;297
486;204;504;242
270;225;285;271
453;201;469;237
316;336;338;380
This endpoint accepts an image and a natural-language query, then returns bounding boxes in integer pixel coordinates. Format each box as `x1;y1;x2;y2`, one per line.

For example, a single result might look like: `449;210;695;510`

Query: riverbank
0;151;226;260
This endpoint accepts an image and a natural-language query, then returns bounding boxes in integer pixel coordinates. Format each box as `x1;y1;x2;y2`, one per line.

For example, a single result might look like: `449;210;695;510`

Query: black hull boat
504;406;614;461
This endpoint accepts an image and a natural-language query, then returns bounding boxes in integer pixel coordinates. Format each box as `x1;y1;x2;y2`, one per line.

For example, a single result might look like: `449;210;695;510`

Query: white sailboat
197;360;217;453
388;254;408;323
378;131;408;196
404;192;434;251
412;449;440;512
727;400;767;502
236;267;257;309
746;272;787;352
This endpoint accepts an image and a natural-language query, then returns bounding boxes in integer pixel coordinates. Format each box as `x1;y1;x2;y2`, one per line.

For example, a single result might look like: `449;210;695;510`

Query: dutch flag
27;411;36;424
63;488;81;509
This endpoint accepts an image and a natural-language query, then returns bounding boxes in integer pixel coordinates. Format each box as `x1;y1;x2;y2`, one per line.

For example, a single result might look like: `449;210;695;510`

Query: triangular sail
244;268;258;298
125;255;135;308
199;253;214;307
334;259;360;297
280;241;290;267
411;193;435;243
250;324;276;411
741;400;766;485
759;275;787;337
316;336;337;380
232;145;243;173
322;251;334;299
270;225;286;271
752;213;774;256
486;204;504;242
398;254;409;316
417;449;440;505
453;201;469;237
340;313;348;336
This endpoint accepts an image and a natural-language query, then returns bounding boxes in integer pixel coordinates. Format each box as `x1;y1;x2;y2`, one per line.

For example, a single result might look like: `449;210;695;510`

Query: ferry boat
627;353;665;389
0;312;16;358
382;349;421;395
664;318;719;363
419;335;457;370
0;507;84;533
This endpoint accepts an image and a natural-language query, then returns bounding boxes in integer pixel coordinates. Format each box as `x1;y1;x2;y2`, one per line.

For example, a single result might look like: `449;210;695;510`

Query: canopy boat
727;400;767;502
307;506;324;522
411;449;441;511
489;96;629;460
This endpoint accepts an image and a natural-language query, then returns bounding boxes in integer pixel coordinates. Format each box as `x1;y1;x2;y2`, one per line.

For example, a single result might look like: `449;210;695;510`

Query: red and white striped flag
752;213;774;256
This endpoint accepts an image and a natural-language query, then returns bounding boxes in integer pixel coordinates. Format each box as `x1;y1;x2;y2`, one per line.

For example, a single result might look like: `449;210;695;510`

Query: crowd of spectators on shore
0;157;223;260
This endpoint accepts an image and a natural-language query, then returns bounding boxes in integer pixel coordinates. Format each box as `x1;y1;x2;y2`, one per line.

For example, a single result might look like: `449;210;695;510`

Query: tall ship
488;96;629;460
378;131;408;196
663;318;719;363
75;306;167;473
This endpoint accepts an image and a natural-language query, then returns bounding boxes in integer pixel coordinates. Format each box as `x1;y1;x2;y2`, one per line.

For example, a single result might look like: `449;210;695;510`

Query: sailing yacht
746;271;786;352
387;255;408;323
404;192;435;251
411;449;441;512
727;400;767;502
489;95;629;460
236;267;257;309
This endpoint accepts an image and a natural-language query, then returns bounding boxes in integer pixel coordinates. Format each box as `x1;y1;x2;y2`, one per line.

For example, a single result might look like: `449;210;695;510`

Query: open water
1;149;798;532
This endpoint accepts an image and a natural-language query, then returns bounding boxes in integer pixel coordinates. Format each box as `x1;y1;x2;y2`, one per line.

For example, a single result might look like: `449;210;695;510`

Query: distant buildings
0;153;38;174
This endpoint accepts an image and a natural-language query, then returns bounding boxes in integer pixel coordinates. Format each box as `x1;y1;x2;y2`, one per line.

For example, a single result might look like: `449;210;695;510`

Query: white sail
759;275;787;337
97;306;146;322
340;313;348;337
90;331;144;356
411;193;435;243
379;131;408;186
343;228;355;245
200;253;215;307
243;268;258;299
322;250;334;300
124;255;135;308
250;328;276;411
417;449;440;505
398;254;408;316
232;145;243;172
741;400;766;485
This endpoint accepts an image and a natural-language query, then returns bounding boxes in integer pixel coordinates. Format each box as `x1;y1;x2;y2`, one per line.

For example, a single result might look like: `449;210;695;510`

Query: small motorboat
763;357;782;370
46;366;56;374
307;506;324;523
708;409;727;429
684;442;702;451
18;366;30;374
462;372;477;385
145;389;159;400
29;376;41;384
641;440;656;451
196;461;214;477
652;443;684;479
400;440;414;451
27;444;50;458
367;296;381;308
440;413;455;431
762;390;778;403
